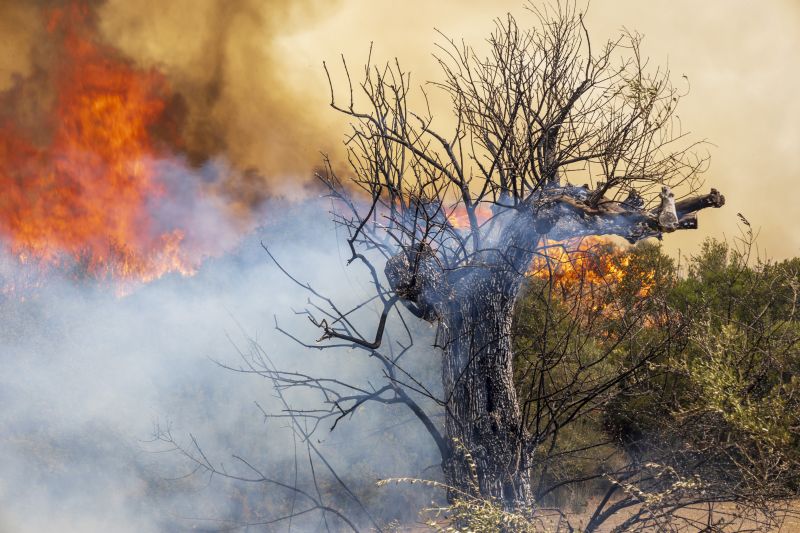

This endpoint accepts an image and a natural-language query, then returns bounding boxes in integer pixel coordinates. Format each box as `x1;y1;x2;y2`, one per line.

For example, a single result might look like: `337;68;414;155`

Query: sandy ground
397;501;800;532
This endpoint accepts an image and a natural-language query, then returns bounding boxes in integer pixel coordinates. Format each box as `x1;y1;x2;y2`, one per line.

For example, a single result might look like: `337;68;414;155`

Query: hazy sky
2;0;798;259
280;0;800;259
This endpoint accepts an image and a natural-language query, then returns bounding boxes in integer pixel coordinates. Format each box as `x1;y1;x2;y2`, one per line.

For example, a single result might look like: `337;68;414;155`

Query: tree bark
382;189;724;510
440;271;532;507
434;208;541;508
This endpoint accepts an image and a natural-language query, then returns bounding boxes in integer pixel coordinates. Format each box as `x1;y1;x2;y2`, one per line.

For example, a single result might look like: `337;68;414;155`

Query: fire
445;205;656;303
529;236;656;311
446;204;493;229
0;2;196;293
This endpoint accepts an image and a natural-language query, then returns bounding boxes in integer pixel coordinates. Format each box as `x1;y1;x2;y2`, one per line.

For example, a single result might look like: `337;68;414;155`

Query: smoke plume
0;198;440;531
0;0;341;207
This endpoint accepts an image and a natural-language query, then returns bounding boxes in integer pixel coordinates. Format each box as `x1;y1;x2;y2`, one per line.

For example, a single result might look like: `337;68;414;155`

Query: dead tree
273;4;724;511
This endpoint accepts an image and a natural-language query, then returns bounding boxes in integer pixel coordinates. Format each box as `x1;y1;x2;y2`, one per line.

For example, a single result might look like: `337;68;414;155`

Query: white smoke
0;196;441;532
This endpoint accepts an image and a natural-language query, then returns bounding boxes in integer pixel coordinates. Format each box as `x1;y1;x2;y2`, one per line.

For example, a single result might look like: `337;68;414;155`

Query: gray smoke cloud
2;1;795;258
0;197;441;532
0;0;344;211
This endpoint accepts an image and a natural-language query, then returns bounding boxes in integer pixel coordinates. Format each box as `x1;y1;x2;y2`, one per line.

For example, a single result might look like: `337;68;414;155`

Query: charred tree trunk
382;191;724;510
385;212;540;508
292;7;732;525
440;271;532;507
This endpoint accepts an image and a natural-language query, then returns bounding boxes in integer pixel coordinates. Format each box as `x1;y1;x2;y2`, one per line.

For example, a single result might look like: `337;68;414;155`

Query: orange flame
529;237;656;315
0;2;196;293
446;206;655;302
446;204;493;229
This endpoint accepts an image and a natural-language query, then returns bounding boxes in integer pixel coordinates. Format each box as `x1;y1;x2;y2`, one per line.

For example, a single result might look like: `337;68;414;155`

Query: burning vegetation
528;237;658;320
4;1;800;532
530;236;655;295
447;204;657;312
0;2;196;288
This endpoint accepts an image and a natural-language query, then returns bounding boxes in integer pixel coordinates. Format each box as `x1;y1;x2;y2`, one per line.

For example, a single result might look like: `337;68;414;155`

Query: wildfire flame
0;2;198;294
446;204;493;229
529;236;657;317
446;206;655;300
530;237;633;288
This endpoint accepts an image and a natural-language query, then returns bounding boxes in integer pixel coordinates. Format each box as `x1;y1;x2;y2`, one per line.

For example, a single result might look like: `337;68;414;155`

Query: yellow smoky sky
281;0;800;260
1;1;798;259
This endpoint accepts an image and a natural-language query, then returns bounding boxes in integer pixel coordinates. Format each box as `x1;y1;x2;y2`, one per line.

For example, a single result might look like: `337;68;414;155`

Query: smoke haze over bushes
1;0;799;529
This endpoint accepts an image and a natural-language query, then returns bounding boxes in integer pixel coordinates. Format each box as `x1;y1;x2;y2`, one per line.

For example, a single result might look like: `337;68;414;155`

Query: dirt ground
555;501;800;532
398;501;800;532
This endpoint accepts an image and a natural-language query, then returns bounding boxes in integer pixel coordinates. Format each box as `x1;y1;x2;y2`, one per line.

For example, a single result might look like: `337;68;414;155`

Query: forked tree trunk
440;270;532;508
383;191;723;509
382;211;542;508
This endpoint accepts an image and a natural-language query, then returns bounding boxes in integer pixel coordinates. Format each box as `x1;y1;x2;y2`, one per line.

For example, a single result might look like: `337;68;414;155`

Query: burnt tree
275;5;724;511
